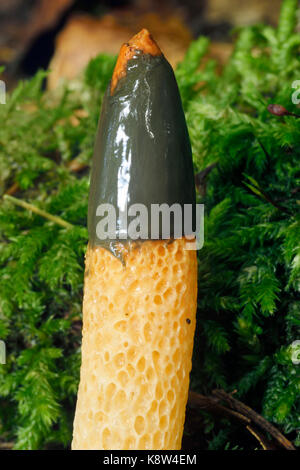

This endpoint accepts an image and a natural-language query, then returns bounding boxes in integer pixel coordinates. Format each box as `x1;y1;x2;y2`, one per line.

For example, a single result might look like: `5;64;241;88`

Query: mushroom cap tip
111;28;162;94
128;28;161;55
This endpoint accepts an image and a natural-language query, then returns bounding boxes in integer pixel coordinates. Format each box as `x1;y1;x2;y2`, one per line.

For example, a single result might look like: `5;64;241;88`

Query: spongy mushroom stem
72;29;198;450
72;239;197;450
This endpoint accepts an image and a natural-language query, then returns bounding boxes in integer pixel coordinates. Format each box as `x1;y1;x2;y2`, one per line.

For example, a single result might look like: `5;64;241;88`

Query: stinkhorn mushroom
72;29;198;450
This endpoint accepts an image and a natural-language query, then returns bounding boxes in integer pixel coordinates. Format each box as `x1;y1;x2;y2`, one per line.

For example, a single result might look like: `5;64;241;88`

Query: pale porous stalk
72;238;197;450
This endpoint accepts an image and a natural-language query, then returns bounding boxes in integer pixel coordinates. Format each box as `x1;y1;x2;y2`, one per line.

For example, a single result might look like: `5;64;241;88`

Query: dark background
0;0;283;89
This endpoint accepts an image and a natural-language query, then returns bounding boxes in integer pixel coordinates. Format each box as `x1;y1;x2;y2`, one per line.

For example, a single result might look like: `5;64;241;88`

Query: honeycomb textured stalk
72;238;197;450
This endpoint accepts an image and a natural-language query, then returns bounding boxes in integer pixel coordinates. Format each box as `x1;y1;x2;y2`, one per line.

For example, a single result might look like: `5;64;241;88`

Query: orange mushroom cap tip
111;29;162;94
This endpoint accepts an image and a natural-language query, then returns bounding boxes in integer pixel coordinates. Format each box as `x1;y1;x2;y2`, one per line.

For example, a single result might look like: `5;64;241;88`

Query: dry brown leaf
48;11;192;90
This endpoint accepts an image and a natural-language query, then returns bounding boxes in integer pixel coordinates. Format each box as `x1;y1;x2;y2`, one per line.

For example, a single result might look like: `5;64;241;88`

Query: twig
67;159;88;173
189;391;275;450
195;162;217;196
5;182;19;196
188;390;250;424
3;194;73;229
212;389;295;450
0;442;14;449
243;180;291;215
246;425;276;451
258;189;291;214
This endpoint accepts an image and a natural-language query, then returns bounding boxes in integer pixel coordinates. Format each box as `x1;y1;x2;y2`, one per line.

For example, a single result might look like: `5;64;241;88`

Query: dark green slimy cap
88;29;196;259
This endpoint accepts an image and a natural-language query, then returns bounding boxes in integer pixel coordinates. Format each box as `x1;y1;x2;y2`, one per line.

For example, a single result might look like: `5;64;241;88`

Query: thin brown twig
189;391;274;450
3;194;73;229
0;441;14;449
188;390;250;424
5;181;19;196
246;425;276;451
244;180;291;215
67;159;88;173
212;389;295;451
195;162;217;196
